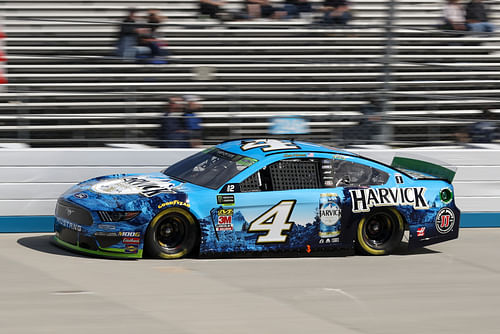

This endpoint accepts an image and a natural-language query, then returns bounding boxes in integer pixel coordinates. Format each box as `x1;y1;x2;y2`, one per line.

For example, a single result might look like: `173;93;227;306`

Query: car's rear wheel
144;208;198;259
356;208;404;255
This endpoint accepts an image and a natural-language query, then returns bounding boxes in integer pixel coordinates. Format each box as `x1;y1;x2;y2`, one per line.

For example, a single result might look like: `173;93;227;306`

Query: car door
217;156;346;252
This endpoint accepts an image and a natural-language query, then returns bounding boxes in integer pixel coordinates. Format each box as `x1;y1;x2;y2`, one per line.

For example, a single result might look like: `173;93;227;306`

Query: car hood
60;172;197;211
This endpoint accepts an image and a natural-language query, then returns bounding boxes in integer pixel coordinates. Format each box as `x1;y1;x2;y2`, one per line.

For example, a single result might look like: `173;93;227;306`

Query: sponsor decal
124;245;138;253
319;194;341;238
417;227;426;237
217;195;235;205
333;155;346;160
122;237;140;244
218;209;233;216
319;237;340;244
350;187;429;213
435;208;455;234
157;200;190;209
74;192;88;199
119;231;141;237
94;231;118;237
97;224;116;230
307;153;314;157
324;180;334;186
395;175;404;184
320;203;341;226
59;220;82;232
215;208;234;231
92;177;183;197
237;157;258;167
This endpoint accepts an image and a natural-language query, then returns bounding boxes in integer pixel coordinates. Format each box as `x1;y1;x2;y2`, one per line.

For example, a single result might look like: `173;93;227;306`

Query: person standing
183;95;203;148
159;97;189;148
116;9;140;59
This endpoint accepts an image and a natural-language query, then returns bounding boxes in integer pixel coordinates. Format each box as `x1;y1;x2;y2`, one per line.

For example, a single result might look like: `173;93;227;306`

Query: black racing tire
355;208;404;255
144;208;199;259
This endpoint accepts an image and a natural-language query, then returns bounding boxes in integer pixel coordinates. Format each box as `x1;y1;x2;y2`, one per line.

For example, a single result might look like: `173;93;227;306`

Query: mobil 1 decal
349;187;429;213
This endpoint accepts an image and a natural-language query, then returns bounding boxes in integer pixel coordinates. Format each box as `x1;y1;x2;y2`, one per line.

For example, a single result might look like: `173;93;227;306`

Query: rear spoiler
391;154;457;183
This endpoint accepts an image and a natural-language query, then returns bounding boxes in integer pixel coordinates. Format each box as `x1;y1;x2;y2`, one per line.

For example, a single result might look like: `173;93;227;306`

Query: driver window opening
240;159;321;192
240;158;389;192
332;160;389;187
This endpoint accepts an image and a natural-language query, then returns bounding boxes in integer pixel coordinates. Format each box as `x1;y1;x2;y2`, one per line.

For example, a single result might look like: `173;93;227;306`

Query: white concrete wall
0;148;498;216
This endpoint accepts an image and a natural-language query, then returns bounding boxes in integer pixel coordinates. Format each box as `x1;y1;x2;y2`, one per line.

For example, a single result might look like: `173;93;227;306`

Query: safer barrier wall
0;148;498;232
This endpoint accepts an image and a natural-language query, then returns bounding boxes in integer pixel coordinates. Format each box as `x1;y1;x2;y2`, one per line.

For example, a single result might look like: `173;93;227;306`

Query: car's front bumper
53;198;145;259
53;235;143;259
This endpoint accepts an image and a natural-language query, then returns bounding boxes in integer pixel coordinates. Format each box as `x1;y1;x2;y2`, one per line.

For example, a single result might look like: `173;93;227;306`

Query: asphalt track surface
2;229;500;334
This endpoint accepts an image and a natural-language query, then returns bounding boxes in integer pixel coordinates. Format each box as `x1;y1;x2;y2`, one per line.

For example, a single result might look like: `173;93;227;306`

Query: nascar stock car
53;139;459;259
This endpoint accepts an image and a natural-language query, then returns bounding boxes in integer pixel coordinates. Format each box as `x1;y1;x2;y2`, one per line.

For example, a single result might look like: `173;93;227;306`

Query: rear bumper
408;207;460;249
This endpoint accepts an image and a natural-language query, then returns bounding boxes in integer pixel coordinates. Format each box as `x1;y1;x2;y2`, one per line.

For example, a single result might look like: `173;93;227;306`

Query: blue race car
53;139;459;259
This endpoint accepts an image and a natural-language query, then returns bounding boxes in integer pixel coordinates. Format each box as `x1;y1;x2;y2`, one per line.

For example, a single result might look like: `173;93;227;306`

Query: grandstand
2;0;500;147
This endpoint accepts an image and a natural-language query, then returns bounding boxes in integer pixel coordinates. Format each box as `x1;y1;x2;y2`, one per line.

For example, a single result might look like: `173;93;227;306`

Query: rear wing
391;154;457;183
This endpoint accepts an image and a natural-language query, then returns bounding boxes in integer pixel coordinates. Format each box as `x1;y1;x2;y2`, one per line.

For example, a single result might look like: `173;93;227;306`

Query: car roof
216;139;356;160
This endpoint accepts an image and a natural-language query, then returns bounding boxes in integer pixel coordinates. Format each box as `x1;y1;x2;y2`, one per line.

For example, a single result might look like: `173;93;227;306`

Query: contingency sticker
217;195;235;205
215;208;234;231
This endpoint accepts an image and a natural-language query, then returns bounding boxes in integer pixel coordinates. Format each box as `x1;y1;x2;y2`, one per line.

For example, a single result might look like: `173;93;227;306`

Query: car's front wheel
144;208;198;259
356;208;404;255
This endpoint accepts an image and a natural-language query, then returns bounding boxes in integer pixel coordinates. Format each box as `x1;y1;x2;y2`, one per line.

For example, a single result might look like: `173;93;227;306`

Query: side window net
239;158;388;192
240;159;321;192
269;160;320;191
239;172;261;192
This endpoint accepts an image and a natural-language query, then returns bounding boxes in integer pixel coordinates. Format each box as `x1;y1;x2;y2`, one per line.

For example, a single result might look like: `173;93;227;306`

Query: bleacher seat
1;0;500;147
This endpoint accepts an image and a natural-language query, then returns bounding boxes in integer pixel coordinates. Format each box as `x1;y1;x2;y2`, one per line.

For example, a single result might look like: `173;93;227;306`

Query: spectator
466;0;495;33
146;9;164;37
357;97;382;144
159;97;189;148
246;0;287;19
320;0;352;26
283;0;313;19
116;9;140;59
454;126;470;145
443;0;467;31
183;95;204;147
200;0;226;19
136;10;167;60
469;108;498;143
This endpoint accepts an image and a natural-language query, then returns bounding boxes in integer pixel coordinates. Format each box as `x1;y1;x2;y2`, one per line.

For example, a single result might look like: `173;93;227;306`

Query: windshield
163;148;258;189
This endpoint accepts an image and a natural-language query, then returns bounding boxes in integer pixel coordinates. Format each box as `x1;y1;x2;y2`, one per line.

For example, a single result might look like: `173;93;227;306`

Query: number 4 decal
240;139;299;152
248;200;296;243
